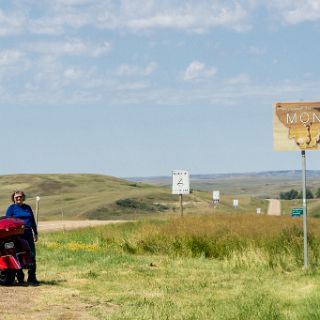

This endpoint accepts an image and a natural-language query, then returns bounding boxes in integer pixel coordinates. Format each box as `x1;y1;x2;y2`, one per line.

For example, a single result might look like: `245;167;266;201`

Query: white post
35;196;41;225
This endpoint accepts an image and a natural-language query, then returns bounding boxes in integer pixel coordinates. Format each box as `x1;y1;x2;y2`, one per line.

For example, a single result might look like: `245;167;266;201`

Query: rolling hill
129;170;320;198
0;173;267;220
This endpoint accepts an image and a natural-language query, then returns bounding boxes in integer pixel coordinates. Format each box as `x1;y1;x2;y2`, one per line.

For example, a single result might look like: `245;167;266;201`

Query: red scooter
0;217;33;285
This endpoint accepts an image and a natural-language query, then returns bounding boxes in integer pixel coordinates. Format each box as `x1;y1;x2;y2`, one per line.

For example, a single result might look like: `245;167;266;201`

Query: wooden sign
273;101;320;151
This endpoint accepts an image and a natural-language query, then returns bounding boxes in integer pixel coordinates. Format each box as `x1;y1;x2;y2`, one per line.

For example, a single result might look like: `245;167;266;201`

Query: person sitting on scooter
5;190;39;285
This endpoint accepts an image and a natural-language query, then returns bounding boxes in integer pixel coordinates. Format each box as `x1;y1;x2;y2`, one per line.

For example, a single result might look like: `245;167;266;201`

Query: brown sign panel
273;101;320;151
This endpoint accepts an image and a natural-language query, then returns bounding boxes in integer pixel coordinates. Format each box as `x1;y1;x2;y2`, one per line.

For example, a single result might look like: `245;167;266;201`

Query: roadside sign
273;101;320;151
233;199;239;208
291;208;303;217
213;191;220;203
273;101;314;269
172;170;190;195
256;208;261;214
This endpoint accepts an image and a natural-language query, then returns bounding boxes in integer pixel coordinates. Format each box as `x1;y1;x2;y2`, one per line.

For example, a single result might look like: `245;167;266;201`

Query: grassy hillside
191;176;308;198
0;174;268;220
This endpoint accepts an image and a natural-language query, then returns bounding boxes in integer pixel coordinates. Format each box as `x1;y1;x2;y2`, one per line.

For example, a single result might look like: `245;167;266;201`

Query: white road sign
172;170;190;195
213;191;220;201
233;199;239;208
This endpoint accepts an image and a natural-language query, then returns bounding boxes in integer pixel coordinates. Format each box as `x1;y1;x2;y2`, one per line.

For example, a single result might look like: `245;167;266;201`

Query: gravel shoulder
38;219;129;232
267;199;281;216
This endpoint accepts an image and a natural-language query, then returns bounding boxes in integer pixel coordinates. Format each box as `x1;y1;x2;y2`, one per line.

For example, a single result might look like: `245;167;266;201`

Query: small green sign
291;208;303;217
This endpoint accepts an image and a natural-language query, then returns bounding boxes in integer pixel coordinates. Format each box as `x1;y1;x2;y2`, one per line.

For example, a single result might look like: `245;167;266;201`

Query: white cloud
144;62;157;75
91;42;112;57
28;18;64;36
2;1;320;108
116;62;157;77
40;39;86;55
248;46;266;55
121;0;155;16
269;0;320;24
116;81;150;91
54;0;94;6
25;39;111;57
28;9;89;35
0;1;253;36
27;54;100;89
226;74;251;85
183;61;217;81
94;1;251;32
2;1;320;38
0;10;25;36
64;67;83;80
0;50;24;67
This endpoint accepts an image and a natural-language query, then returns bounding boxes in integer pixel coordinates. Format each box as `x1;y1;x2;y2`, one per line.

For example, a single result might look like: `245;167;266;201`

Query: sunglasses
14;196;23;199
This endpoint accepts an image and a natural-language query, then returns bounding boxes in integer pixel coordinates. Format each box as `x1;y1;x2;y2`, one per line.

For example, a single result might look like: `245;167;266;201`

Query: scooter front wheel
0;269;16;285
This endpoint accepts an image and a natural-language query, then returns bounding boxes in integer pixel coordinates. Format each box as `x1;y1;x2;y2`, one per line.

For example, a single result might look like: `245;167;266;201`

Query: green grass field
34;214;320;319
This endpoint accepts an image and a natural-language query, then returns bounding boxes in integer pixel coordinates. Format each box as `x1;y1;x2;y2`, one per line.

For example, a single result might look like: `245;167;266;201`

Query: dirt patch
267;199;281;216
0;286;99;320
0;220;125;319
38;220;128;233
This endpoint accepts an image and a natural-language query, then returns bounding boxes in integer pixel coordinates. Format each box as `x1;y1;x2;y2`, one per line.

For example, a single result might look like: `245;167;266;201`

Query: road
267;199;281;216
38;220;128;232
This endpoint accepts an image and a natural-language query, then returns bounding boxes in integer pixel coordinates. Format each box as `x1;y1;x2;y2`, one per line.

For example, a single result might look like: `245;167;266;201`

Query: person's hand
34;234;38;242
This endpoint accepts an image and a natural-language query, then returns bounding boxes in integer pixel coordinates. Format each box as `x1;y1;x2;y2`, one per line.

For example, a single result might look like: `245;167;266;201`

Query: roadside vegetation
280;188;314;200
31;214;320;319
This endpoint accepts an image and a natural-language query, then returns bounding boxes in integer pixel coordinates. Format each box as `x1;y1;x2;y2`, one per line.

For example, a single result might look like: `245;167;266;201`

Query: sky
1;0;320;178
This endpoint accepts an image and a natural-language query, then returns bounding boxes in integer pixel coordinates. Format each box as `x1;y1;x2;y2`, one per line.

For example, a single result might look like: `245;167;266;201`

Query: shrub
280;189;299;200
115;198;169;212
280;188;314;199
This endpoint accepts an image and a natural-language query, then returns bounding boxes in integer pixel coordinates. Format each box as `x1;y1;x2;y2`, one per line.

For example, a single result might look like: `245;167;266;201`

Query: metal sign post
180;194;183;217
273;101;320;269
301;150;308;269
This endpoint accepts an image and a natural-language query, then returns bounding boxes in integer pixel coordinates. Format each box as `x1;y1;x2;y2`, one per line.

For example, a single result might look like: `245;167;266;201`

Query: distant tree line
279;188;320;200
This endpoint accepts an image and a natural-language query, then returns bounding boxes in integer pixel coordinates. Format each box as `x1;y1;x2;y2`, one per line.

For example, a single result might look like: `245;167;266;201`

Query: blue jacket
6;204;38;235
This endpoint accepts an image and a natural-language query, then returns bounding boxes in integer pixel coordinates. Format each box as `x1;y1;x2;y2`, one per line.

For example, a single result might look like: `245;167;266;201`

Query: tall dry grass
117;214;320;270
41;213;320;271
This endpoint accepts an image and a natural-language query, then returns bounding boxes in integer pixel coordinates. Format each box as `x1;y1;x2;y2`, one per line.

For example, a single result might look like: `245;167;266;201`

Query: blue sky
1;1;320;177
